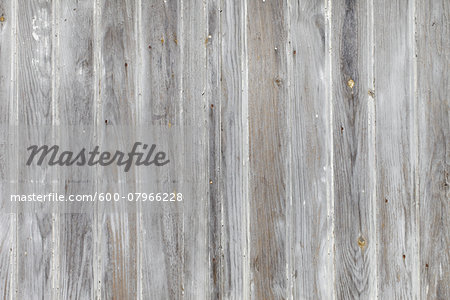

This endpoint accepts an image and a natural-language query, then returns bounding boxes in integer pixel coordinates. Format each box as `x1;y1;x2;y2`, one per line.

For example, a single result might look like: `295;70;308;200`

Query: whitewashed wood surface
0;0;448;299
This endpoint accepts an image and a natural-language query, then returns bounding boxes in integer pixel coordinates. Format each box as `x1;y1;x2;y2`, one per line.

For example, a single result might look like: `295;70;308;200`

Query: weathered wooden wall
0;0;448;299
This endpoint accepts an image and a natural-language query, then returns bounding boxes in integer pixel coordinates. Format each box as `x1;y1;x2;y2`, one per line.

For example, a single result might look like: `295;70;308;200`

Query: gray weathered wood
0;0;449;299
332;0;377;297
375;0;418;298
96;0;138;299
138;0;184;298
416;1;449;298
207;0;221;298
247;1;288;299
288;0;334;298
16;0;55;299
0;0;14;298
218;0;249;298
57;0;95;299
180;1;210;298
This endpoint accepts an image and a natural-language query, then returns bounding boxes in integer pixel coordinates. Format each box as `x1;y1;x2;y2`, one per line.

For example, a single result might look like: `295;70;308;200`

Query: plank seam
411;0;421;297
51;0;61;298
179;0;185;296
135;0;142;298
216;0;224;297
241;0;250;298
285;0;293;298
219;0;224;295
9;0;18;298
325;0;336;298
367;0;378;297
93;0;101;298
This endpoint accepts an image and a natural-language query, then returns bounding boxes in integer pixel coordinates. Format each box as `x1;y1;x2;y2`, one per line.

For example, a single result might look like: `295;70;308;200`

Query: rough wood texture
332;0;377;298
139;0;183;298
206;0;222;298
288;0;334;298
218;0;249;298
0;0;14;298
416;1;449;299
375;0;418;298
16;0;55;299
247;1;288;299
96;0;138;298
0;0;449;299
57;0;95;299
180;1;210;298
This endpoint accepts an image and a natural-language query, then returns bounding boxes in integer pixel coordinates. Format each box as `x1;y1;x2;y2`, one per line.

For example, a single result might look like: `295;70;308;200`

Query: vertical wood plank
287;0;334;298
96;0;138;298
57;0;95;299
247;1;288;299
16;0;55;299
138;0;184;298
0;0;14;298
374;0;418;298
139;0;211;297
416;1;450;298
206;0;221;297
218;0;249;298
181;0;210;298
332;0;377;298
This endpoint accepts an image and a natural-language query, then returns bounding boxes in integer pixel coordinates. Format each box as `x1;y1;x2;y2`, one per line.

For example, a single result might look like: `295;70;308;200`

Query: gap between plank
241;0;250;299
135;0;142;298
9;0;18;298
93;0;101;298
367;0;378;297
411;0;421;296
51;0;61;298
325;0;336;297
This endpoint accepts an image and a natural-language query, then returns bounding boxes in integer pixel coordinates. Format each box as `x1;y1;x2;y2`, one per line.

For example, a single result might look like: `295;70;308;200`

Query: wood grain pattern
57;0;95;299
206;0;221;298
247;1;288;299
96;0;138;299
180;1;210;298
288;0;334;298
0;0;14;298
0;0;449;299
374;0;418;298
332;0;377;298
218;0;249;298
416;1;449;298
16;0;55;299
138;0;183;298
